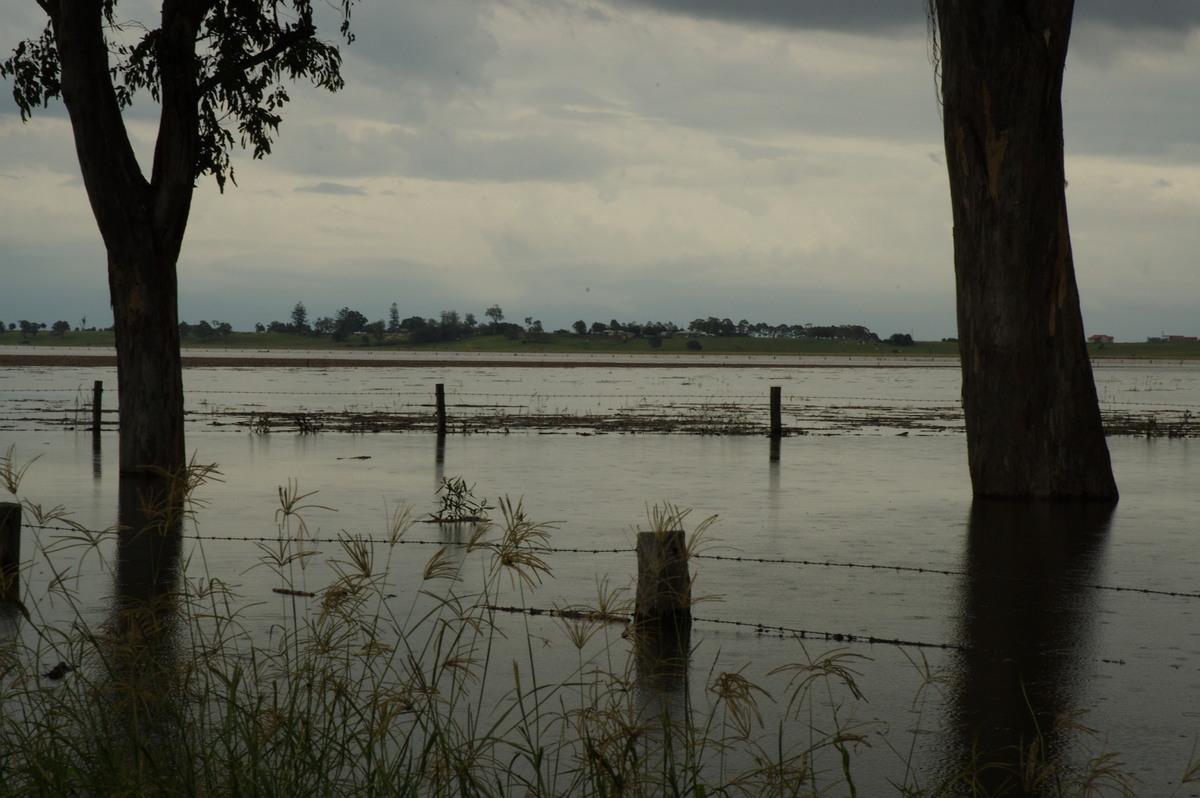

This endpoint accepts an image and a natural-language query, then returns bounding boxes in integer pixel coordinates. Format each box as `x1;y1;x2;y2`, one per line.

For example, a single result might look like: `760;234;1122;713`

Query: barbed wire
23;522;1200;601
480;606;1129;665
8;386;1199;411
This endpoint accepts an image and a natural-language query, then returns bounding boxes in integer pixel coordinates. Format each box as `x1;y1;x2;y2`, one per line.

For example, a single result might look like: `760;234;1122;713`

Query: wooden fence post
0;503;20;601
636;529;691;625
92;380;103;433
435;383;447;436
769;385;782;438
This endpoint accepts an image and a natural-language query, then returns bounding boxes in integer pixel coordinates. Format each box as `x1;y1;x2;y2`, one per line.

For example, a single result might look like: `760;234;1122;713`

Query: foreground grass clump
0;460;1153;797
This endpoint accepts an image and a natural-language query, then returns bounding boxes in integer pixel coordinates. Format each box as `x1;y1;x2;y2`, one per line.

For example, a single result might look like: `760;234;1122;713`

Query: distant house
1164;334;1198;343
1087;334;1114;344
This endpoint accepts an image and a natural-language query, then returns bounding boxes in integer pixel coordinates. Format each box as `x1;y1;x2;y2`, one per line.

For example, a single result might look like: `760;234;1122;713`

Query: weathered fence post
635;528;692;692
92;380;103;433
636;529;691;625
769;385;782;438
435;383;447;436
0;503;20;602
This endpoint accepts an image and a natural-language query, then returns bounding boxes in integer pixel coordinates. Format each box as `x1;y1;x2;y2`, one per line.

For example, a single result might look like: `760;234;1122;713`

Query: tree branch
198;23;316;94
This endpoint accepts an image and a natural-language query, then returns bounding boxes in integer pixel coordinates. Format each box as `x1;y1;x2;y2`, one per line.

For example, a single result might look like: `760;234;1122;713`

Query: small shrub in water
428;475;492;522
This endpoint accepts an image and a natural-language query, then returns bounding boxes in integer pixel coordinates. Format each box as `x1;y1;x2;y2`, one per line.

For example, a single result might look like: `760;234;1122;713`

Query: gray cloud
604;0;925;33
402;128;612;182
1084;0;1200;29
295;181;367;195
343;1;498;94
719;139;795;162
3;0;1197;343
607;0;1200;33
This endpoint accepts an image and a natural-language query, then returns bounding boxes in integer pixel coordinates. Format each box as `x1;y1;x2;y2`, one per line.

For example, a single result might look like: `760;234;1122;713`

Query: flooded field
2;350;1199;792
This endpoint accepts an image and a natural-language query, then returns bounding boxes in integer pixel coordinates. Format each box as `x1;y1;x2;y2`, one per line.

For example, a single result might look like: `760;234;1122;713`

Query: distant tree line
250;303;902;345
256;302;528;344
0;319;93;337
3;305;911;346
178;319;233;340
682;318;883;341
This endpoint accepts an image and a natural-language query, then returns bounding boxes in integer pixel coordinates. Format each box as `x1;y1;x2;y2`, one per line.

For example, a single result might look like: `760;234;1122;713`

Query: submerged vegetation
0;454;1185;796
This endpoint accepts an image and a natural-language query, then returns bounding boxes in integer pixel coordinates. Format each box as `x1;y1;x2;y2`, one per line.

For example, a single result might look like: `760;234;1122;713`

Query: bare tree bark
932;0;1118;499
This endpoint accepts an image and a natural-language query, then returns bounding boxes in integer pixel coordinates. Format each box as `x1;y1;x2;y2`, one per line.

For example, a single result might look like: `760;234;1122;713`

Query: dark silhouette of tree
290;302;310;335
18;320;45;338
930;0;1117;499
366;320;385;344
2;1;355;476
485;304;504;333
331;307;368;342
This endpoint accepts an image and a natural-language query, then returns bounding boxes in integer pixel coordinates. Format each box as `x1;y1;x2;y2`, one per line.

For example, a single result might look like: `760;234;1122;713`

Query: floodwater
2;350;1199;792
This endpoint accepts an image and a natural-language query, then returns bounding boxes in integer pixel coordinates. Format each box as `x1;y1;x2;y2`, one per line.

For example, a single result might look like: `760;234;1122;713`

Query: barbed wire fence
19;517;1198;666
4;381;1197;436
5;374;1198;666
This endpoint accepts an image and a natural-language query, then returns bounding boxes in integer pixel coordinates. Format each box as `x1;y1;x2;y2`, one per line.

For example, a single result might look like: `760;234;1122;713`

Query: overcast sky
2;1;1198;341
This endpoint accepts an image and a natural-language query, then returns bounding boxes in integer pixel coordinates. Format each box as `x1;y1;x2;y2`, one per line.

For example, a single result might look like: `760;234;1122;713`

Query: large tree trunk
107;248;187;477
933;0;1117;499
52;0;196;477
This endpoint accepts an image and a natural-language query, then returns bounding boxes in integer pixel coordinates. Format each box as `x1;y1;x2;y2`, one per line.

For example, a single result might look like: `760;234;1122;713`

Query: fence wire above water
4;382;1197;436
20;519;1200;666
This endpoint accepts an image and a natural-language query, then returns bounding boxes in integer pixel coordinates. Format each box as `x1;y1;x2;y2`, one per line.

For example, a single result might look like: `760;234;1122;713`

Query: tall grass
0;454;1165;796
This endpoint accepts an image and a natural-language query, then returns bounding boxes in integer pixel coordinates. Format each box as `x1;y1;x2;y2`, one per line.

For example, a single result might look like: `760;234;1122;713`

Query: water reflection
435;433;446;485
634;617;692;697
92;429;103;480
946;500;1114;795
94;474;187;785
0;502;21;637
633;618;693;778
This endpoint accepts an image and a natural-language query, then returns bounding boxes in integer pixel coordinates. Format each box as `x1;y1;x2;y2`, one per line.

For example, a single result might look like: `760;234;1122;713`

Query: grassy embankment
8;330;1199;359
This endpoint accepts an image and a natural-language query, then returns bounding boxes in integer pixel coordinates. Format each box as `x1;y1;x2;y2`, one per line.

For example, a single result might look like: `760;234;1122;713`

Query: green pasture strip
8;330;1200;359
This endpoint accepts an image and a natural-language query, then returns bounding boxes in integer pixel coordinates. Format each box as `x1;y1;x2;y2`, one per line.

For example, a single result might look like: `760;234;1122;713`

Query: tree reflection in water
946;499;1116;795
94;470;192;787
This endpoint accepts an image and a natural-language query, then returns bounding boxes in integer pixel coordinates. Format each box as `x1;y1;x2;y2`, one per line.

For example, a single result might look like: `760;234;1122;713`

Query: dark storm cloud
608;0;1200;33
346;2;497;91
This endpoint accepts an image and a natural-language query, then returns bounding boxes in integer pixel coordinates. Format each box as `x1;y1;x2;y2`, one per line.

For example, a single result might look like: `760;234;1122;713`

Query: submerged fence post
636;529;691;625
435;383;447;436
92;380;103;433
0;503;20;602
769;385;782;438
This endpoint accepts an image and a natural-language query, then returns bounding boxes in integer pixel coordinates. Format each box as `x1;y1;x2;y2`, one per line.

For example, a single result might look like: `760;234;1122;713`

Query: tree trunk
933;0;1117;499
107;247;187;477
52;0;195;477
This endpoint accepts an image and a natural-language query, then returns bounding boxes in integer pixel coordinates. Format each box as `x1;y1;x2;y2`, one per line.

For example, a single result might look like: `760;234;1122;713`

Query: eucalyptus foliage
3;0;355;189
2;1;359;474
